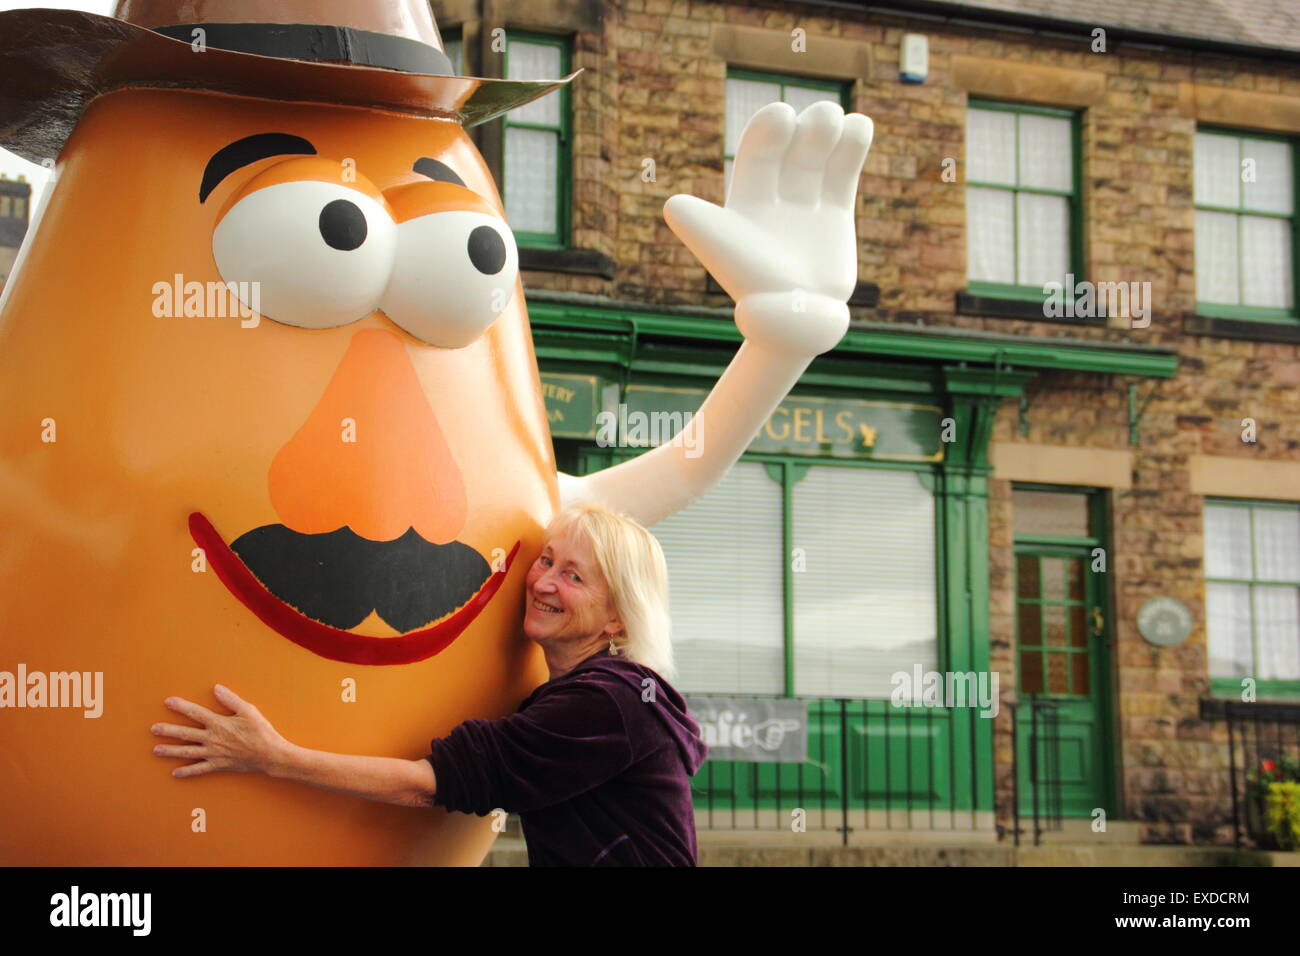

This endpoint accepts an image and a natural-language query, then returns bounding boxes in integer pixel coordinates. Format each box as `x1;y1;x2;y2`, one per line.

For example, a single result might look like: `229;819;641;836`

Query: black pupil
319;199;367;251
468;225;507;275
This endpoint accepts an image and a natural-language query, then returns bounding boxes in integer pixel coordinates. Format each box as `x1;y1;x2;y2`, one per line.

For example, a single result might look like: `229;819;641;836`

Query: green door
1013;545;1112;817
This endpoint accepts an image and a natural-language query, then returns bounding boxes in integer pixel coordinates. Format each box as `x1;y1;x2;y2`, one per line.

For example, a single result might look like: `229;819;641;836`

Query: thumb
662;194;735;272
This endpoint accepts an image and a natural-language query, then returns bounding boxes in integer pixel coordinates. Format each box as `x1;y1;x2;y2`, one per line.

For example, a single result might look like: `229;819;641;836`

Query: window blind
791;466;938;698
651;461;786;694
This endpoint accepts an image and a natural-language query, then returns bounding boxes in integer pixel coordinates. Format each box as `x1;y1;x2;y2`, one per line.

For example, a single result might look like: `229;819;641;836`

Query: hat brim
0;8;579;164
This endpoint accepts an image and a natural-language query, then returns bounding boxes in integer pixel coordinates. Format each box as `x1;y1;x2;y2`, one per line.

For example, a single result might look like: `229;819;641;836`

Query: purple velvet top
424;648;707;866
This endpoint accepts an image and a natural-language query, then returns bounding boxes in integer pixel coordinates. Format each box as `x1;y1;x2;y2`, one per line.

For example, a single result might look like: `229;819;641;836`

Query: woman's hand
151;684;292;778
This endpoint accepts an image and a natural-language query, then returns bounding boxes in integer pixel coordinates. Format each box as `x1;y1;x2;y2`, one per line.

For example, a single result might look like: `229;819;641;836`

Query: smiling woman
151;501;708;866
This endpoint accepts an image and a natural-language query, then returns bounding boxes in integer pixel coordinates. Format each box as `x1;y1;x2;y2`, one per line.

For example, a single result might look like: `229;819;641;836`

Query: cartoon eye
213;181;398;328
379;211;519;348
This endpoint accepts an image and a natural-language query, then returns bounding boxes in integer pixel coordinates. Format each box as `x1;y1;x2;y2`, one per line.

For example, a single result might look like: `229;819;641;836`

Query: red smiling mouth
189;512;520;666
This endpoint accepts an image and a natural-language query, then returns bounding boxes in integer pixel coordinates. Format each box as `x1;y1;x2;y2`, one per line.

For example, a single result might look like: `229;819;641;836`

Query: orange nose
268;328;467;544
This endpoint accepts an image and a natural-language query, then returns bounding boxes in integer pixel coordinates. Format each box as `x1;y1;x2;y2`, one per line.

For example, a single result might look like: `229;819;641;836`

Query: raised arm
560;101;873;526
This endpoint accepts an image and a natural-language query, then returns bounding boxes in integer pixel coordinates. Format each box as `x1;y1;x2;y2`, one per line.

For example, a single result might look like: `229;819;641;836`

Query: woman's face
523;528;622;646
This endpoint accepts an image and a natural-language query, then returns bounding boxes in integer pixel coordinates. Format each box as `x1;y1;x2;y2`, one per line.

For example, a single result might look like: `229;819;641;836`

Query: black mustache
231;524;491;632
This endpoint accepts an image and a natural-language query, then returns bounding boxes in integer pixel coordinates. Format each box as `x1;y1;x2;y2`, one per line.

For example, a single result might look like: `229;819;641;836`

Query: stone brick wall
448;0;1300;845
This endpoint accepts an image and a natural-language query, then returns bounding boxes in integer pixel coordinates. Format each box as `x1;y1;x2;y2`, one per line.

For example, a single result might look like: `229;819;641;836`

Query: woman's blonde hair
544;501;675;679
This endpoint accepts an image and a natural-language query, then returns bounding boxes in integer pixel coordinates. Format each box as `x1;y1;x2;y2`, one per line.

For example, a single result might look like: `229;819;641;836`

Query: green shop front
529;294;1177;837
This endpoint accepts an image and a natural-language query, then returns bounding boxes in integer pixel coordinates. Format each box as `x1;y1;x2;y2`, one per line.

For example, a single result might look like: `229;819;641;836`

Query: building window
0;196;10;217
13;197;24;221
501;32;570;248
1205;499;1300;691
650;459;938;698
441;27;463;75
1194;128;1297;322
965;100;1081;303
725;70;848;198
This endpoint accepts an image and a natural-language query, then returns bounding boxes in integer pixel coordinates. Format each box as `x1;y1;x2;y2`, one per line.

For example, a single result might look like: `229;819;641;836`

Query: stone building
0;175;31;293
435;0;1300;855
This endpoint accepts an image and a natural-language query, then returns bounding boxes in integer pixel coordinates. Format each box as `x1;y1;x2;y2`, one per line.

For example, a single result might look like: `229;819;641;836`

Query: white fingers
778;101;844;205
727;102;797;208
822;113;874;211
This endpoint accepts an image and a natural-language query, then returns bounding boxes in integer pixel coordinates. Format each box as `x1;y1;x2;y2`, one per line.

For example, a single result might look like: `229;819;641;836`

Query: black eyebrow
413;157;467;187
200;133;316;203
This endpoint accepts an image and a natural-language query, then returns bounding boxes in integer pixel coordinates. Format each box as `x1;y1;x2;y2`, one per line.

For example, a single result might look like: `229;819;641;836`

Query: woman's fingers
153;744;207;759
164;695;219;726
171;760;219;779
212;683;251;716
150;721;206;742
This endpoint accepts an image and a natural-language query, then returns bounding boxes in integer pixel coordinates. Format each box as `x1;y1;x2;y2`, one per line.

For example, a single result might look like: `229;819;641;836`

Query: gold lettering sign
628;386;943;462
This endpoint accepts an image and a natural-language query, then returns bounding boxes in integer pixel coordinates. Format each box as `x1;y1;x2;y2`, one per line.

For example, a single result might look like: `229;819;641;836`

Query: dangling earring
608;638;619;655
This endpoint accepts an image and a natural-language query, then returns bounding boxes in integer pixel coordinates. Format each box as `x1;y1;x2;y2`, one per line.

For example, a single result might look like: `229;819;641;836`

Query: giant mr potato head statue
0;0;873;864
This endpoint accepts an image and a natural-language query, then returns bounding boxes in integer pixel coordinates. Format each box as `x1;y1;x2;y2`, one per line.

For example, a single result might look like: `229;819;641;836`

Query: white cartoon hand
663;101;873;357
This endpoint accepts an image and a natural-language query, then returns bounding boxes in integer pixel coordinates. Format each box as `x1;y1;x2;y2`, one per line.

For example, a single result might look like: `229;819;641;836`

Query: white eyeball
212;181;397;328
379;211;519;348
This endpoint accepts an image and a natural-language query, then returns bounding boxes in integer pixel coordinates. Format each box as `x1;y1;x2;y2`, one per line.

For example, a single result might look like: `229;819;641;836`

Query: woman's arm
267;745;437;808
150;684;438;809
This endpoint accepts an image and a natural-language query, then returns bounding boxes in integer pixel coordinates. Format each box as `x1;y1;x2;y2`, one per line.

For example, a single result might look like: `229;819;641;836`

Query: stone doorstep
1014;818;1145;845
1012;846;1300;867
481;824;1300;866
696;827;1000;846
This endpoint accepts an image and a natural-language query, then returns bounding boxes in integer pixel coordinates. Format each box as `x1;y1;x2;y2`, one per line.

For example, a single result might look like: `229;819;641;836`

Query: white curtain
791;467;938;698
726;78;779;150
966;107;1071;287
1017;193;1070;288
505;127;558;234
651;461;786;694
1255;506;1300;579
1241;215;1293;308
1018;114;1072;191
503;39;562;235
1195;210;1240;304
967;187;1014;283
966;108;1016;185
1204;503;1300;680
1242;138;1293;215
1204;503;1252;579
1194;132;1240;208
1207;582;1253;677
1255;587;1300;680
1195;132;1293;309
506;41;562;126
